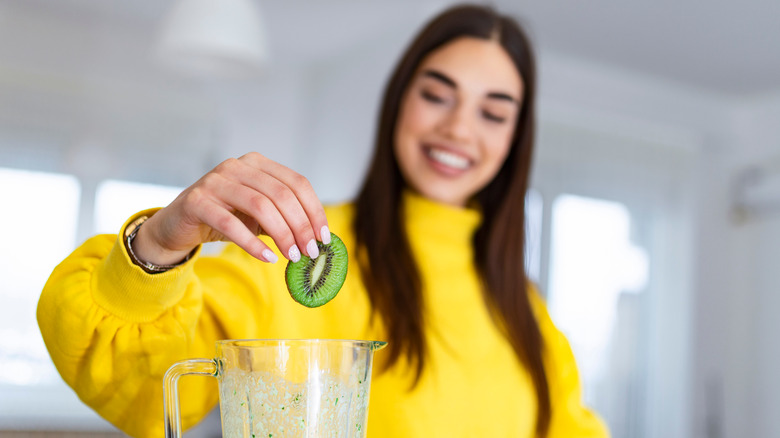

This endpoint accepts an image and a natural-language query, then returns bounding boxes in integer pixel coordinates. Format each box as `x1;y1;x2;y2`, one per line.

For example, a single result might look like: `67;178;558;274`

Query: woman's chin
411;185;469;208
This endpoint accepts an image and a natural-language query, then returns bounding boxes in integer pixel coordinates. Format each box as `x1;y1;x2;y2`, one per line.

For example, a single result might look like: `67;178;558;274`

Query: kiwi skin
284;232;348;308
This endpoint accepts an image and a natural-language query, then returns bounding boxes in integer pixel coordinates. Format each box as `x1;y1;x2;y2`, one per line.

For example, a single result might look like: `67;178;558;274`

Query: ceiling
3;0;780;97
501;0;780;97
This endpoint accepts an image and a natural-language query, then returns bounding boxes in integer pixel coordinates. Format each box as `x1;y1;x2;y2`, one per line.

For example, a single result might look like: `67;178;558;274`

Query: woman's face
394;36;523;207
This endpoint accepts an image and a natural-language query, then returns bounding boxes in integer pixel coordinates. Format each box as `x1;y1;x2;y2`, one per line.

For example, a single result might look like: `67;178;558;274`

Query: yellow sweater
38;192;608;437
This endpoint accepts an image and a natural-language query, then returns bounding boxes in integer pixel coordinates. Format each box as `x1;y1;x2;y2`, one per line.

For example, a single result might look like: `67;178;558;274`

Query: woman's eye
421;90;446;104
482;110;506;123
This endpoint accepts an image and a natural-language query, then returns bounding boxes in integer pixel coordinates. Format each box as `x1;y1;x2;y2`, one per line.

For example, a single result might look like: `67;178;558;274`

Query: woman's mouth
424;146;472;175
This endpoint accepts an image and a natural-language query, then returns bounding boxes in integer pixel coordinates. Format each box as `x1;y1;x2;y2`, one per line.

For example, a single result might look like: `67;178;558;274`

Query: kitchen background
1;0;779;437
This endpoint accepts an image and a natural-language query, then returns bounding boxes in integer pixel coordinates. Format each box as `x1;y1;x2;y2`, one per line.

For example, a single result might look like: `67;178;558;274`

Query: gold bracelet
124;216;192;274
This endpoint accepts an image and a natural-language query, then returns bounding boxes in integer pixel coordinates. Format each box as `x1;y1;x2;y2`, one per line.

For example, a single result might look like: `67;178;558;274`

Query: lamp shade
157;0;269;79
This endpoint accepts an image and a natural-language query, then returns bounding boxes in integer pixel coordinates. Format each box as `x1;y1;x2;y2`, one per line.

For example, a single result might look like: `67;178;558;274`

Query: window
0;168;116;429
532;118;695;437
547;194;649;434
0;168;80;388
94;179;184;234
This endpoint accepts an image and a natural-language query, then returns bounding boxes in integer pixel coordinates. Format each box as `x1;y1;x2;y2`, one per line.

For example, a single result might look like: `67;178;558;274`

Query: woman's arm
38;228;221;437
37;209;286;437
37;153;329;438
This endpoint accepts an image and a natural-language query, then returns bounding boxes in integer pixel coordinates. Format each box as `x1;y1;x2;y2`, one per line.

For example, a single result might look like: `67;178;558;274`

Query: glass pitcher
163;339;387;438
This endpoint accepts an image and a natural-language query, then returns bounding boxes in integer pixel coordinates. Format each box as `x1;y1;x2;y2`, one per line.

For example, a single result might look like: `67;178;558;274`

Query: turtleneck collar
401;189;482;245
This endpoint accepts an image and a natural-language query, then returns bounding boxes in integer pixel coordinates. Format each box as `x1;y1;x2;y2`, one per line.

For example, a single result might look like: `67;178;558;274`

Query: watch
124;215;192;274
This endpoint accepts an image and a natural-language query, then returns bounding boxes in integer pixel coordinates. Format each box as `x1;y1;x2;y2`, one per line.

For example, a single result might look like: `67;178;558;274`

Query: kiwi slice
285;232;348;308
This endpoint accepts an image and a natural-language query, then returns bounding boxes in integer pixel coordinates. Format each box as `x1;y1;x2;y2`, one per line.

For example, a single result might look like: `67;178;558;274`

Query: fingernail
321;226;331;244
306;239;319;259
261;249;278;264
288;245;301;263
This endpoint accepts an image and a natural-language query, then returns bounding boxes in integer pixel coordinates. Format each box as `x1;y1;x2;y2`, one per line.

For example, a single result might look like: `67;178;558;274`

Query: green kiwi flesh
285;232;348;308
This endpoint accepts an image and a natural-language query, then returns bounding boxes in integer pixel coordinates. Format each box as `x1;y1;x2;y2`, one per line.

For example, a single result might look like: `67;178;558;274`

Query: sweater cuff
92;209;202;323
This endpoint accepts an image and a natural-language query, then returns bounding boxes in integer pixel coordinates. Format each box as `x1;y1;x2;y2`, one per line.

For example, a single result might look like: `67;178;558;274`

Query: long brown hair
353;4;549;436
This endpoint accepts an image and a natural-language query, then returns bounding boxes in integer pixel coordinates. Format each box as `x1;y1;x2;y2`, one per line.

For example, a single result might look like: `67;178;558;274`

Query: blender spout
371;341;388;351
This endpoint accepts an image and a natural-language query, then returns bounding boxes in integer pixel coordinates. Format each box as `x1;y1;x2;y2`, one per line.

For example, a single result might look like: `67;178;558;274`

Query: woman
38;4;608;437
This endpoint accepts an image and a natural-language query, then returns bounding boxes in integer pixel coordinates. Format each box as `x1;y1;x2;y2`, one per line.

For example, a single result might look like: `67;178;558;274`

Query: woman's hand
131;152;330;265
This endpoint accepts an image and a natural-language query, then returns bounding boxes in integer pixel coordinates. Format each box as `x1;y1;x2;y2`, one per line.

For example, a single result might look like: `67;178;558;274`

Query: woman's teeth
428;148;470;170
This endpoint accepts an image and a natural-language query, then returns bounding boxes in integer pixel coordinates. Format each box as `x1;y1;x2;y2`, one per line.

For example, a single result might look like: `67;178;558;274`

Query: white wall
538;52;780;438
729;94;780;438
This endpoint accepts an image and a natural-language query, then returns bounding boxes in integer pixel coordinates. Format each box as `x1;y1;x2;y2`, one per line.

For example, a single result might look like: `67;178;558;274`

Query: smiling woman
36;4;608;438
394;37;522;207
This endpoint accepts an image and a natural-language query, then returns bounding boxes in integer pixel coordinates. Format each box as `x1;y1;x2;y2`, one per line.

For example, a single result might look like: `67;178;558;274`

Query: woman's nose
439;102;476;143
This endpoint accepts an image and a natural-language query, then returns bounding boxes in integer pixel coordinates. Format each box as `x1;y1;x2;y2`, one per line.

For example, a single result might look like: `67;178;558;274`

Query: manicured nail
306;239;319;259
288;245;301;263
321;226;331;244
261;249;278;264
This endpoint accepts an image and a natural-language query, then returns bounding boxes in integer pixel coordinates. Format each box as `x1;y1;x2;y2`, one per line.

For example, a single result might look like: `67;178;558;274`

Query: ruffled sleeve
37;209;269;438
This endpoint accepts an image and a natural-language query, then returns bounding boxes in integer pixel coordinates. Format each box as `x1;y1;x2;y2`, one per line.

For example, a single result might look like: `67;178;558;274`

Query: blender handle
163;358;218;438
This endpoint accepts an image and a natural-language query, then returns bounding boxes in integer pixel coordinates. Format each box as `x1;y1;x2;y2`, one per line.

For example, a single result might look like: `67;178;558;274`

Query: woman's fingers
239;153;331;244
211;176;308;262
221;155;326;258
161;153;328;263
191;196;278;263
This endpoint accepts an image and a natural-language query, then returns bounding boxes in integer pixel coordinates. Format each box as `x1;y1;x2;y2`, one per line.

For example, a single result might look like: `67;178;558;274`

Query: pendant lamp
156;0;269;79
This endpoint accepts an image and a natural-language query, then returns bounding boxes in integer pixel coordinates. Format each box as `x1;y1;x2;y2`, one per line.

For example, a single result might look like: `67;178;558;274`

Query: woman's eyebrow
486;91;518;104
422;69;519;104
422;69;456;88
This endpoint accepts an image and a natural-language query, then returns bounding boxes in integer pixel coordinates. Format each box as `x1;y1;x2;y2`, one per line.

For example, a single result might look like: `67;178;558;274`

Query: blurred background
1;0;779;436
